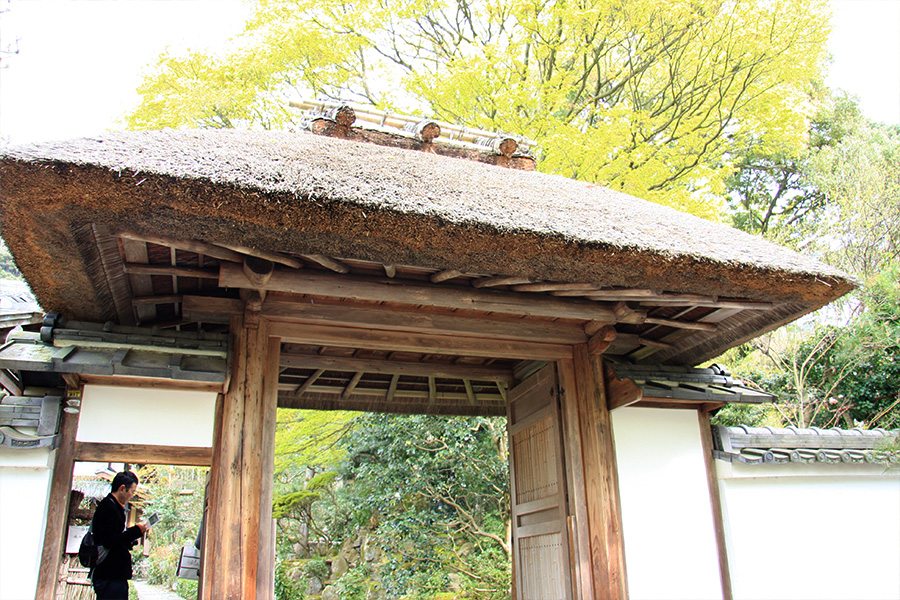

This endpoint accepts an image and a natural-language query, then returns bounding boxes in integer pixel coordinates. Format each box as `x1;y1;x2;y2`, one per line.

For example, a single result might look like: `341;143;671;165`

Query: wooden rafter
630;308;742;362
510;282;598;293
279;353;515;382
301;254;350;273
430;269;463;283
471;276;533;288
280;383;503;402
118;231;245;263
124;263;219;279
386;374;400;403
293;369;324;397
341;372;364;400
215;242;304;269
463;379;476;405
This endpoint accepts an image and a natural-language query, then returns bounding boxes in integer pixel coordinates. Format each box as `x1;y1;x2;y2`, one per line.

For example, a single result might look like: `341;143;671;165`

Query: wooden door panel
508;363;572;600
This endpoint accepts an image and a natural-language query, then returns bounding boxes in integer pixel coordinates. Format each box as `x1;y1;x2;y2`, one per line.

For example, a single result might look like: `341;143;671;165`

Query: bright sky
0;0;898;146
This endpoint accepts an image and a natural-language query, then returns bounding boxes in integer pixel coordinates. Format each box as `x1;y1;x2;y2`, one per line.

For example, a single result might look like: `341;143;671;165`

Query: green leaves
127;0;830;218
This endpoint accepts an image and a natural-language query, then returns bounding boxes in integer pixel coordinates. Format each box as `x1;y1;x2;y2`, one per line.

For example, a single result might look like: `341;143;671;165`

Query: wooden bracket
240;289;266;330
604;362;643;410
613;302;646;325
586;325;617;355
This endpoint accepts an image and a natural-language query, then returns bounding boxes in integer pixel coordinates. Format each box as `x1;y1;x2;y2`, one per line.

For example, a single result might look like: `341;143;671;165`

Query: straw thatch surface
0;130;853;331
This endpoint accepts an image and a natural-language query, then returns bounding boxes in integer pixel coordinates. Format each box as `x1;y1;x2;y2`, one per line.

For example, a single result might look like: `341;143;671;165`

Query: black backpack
78;525;108;568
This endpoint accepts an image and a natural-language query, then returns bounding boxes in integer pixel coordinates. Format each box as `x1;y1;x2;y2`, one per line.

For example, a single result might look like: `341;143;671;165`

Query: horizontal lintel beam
74;442;212;466
182;295;588;345
218;263;616;322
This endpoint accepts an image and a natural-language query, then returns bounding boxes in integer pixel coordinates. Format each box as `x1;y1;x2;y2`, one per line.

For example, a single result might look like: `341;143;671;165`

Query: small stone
306;576;323;595
331;554;349;578
322;585;339;600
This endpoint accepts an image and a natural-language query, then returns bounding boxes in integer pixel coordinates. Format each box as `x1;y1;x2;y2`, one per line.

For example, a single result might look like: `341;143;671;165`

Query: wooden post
564;346;629;599
256;336;281;599
35;394;80;600
203;316;279;599
698;409;733;600
557;359;596;600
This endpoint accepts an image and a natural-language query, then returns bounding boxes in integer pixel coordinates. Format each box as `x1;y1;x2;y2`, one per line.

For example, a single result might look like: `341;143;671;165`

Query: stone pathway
132;580;184;600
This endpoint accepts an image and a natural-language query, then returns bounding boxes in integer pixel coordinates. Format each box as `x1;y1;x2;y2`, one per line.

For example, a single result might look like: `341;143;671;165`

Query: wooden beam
274;321;572;360
643;316;717;332
279;383;503;403
74;442;212;466
124;263;219;279
698;409;734;600
280;353;515;382
243;257;275;287
341;371;364;400
385;374;400;403
132;295;183;306
555;288;658;299
630;308;742;362
76;374;223;393
183;295;588;344
471;276;532;288
510;282;598;293
301;254;350;273
118;231;246;263
219;263;618;322
36;394;79;600
430;269;462;283
215;241;305;269
463;379;476;405
604;363;643;410
640;298;773;310
428;377;436;403
293;369;325;396
121;239;157;323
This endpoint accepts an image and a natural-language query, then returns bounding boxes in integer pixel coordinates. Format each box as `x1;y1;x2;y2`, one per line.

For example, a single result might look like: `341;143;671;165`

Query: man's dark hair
111;470;139;493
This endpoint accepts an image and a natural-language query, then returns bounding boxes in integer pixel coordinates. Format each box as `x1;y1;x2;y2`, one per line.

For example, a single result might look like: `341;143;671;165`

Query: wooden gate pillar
203;316;280;599
558;346;628;599
35;389;80;600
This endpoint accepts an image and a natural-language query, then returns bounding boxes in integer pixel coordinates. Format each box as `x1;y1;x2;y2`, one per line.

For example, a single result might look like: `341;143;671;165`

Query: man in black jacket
90;471;148;599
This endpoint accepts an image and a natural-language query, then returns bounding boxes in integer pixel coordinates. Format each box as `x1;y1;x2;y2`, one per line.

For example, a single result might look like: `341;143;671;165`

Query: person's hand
137;521;149;534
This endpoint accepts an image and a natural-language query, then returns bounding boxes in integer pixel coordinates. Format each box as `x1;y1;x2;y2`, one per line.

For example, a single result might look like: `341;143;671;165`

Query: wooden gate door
508;363;573;600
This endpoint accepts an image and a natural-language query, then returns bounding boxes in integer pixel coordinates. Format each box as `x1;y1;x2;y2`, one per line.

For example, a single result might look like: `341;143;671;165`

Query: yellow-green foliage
274;409;358;476
126;0;830;217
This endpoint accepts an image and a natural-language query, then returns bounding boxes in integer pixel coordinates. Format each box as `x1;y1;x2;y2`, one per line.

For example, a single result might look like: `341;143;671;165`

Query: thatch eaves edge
1;155;853;320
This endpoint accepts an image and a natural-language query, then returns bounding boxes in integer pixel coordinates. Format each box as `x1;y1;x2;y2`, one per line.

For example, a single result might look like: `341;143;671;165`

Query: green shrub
175;579;199;599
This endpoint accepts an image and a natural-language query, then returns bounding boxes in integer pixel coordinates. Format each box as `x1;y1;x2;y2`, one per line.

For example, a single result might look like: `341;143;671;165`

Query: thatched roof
0;129;855;366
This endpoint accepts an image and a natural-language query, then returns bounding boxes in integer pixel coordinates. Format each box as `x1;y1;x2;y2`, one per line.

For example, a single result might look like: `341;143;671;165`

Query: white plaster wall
0;447;52;600
612;407;724;600
77;385;216;447
719;464;900;600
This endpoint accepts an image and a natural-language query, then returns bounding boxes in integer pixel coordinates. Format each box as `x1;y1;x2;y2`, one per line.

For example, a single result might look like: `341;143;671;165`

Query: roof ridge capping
290;99;537;163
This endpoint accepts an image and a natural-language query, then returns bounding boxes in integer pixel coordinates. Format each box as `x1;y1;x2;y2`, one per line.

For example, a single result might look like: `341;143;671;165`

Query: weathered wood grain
219;263;617;322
